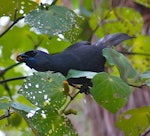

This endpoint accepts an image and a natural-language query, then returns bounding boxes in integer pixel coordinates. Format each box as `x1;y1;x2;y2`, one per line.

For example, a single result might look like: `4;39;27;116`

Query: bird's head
16;50;51;71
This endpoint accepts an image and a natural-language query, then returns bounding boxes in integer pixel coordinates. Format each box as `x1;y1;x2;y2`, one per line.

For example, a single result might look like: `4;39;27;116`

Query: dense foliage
0;0;150;136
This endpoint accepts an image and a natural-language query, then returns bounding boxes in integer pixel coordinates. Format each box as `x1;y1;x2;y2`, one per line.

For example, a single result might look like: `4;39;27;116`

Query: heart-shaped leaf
25;5;82;42
90;72;131;113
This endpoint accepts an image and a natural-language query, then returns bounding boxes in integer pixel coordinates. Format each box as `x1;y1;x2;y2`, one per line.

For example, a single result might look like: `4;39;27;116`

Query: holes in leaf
124;114;131;120
114;93;119;98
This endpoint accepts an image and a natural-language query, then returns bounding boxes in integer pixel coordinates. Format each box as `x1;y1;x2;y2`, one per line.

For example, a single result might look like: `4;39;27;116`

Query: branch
142;129;150;136
5;63;21;72
0;110;14;120
88;8;113;42
120;51;150;56
61;90;80;115
0;76;27;84
1;76;12;100
0;16;24;38
128;83;146;88
88;25;99;41
0;63;22;77
27;34;44;49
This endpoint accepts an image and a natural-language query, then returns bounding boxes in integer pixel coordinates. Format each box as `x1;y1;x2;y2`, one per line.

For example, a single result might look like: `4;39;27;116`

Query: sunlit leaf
0;0;38;20
130;35;150;72
135;0;150;8
0;25;39;59
45;36;71;54
90;72;131;113
89;7;142;38
116;106;150;136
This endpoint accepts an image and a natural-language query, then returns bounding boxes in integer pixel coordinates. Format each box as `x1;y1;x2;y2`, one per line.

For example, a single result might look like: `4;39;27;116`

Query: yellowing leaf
116;106;150;136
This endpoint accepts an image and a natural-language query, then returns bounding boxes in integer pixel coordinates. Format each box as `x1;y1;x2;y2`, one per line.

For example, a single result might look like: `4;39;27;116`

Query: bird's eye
25;50;37;57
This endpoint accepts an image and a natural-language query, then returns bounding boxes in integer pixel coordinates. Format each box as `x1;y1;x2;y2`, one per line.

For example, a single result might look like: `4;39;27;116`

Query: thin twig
5;63;21;72
1;76;12;100
88;25;99;41
0;16;24;38
120;51;150;56
0;63;22;76
88;7;115;42
0;111;14;120
61;90;80;114
0;0;24;38
128;83;146;88
0;76;27;84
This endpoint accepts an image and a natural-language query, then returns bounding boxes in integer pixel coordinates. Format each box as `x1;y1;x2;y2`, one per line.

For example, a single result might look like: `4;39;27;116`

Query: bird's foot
79;85;90;95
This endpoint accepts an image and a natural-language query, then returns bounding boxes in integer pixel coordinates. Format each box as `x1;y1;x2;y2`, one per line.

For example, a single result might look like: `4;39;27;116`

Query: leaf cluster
0;0;150;136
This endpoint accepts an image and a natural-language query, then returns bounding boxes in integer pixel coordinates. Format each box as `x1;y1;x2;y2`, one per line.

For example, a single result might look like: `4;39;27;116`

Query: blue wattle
27;57;37;68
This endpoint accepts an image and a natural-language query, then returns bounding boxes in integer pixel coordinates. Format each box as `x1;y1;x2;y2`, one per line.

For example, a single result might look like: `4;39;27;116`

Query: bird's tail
93;33;135;49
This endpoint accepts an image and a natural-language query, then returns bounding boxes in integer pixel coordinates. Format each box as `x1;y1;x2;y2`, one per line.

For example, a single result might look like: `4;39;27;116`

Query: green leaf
25;5;83;42
131;35;150;72
17;72;77;135
19;72;67;110
18;108;77;136
116;106;150;136
89;7;142;37
0;0;38;20
0;102;11;109
103;48;138;80
0;25;39;59
11;102;36;113
140;71;150;86
90;72;131;113
135;0;150;8
0;97;11;109
44;36;71;54
0;100;36;114
140;71;150;79
66;69;97;79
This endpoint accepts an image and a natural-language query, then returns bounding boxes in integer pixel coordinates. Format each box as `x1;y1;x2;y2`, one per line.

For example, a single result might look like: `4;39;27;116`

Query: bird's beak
16;54;28;62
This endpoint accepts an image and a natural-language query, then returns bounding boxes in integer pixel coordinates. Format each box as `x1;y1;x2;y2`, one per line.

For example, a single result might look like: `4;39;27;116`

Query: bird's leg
67;80;91;95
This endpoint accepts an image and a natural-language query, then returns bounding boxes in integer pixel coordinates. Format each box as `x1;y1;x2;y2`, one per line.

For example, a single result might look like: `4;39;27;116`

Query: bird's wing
63;41;91;52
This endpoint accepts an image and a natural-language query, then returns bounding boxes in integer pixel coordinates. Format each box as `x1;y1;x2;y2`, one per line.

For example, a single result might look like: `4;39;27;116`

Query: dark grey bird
16;33;134;94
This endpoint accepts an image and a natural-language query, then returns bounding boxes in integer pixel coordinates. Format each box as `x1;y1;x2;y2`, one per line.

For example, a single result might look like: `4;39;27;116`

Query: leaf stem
61;90;80;114
120;51;150;56
0;110;14;120
128;83;146;88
